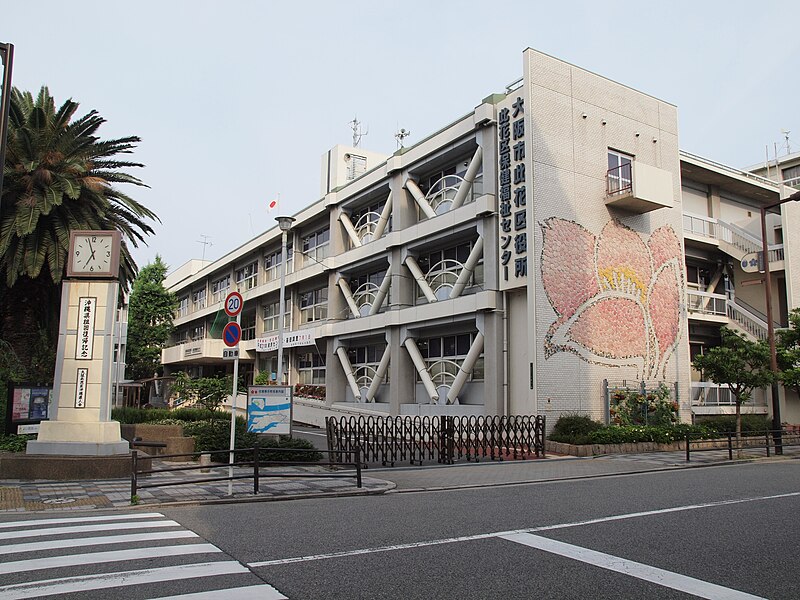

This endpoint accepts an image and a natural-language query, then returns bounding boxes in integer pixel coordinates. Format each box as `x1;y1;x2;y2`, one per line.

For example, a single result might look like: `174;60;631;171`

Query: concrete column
387;327;414;415
449;237;484;299
405;256;437;303
403;337;439;403
335;346;361;400
404;178;437;219
366;345;391;402
480;311;505;415
369;270;392;316
337;277;360;318
372;192;393;241
339;212;363;248
451;147;483;210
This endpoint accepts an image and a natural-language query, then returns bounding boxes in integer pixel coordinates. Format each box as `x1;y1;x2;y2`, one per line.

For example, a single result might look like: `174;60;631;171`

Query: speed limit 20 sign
224;291;243;317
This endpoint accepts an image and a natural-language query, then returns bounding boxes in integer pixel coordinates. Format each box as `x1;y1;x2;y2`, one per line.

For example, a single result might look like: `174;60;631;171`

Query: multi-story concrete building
162;49;799;426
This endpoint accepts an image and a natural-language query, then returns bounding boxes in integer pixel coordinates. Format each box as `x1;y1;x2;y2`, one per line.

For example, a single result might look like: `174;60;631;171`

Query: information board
247;385;292;435
4;383;52;434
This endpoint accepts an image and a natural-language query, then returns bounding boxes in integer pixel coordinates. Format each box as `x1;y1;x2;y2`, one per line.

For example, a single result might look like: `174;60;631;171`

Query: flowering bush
587;424;716;445
294;384;326;401
610;383;677;427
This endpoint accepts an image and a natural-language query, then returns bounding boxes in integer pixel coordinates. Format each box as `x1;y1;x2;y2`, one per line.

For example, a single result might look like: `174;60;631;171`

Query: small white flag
268;198;279;212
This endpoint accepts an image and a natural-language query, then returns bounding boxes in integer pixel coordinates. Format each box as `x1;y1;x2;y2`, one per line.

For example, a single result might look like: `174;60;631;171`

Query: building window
418;157;483;217
417;240;483;300
262;298;292;332
176;329;189;345
417;333;483;383
782;165;800;188
264;245;294;282
177;296;189;318
347;344;388;386
298;351;326;384
235;261;259;291
192;288;206;311
300;287;328;324
607;150;633;195
349;269;389;313
350;199;390;243
301;227;329;264
241;312;256;341
211;275;230;303
190;324;205;341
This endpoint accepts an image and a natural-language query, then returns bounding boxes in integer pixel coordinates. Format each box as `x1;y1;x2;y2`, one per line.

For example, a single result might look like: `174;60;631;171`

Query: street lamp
275;216;295;385
760;188;800;454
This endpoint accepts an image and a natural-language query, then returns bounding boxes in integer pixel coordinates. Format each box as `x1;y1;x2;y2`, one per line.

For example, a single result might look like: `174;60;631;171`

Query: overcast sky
3;1;798;273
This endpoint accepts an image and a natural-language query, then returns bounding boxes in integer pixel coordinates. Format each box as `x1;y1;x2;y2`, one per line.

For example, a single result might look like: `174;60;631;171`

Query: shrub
587;424;717;445
0;434;35;453
112;406;218;424
549;414;603;445
694;415;771;436
610;383;677;427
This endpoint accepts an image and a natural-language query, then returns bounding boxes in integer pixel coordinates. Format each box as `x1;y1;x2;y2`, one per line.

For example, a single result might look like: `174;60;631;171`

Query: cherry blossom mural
540;218;684;379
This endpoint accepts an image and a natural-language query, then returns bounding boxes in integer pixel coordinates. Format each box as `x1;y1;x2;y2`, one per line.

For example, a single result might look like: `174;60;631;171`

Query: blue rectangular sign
247;385;292;434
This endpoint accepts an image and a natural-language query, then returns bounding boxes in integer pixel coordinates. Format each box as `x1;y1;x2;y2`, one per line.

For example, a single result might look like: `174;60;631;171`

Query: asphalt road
2;460;798;599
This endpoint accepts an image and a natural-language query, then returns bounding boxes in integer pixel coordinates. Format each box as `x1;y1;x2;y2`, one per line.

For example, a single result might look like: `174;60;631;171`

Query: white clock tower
27;230;129;456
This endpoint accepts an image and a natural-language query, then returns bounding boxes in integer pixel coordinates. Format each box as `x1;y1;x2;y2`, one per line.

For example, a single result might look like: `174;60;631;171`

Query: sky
3;0;799;274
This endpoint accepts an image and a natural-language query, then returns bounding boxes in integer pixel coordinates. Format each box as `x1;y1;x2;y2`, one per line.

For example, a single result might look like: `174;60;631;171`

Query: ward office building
162;49;800;427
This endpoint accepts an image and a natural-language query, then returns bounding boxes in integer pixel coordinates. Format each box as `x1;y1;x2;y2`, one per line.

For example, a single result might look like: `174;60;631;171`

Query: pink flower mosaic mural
540;218;684;379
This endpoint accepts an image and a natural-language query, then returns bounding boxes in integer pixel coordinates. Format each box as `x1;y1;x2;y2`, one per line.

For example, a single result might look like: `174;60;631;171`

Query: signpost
247;386;293;435
223;291;244;495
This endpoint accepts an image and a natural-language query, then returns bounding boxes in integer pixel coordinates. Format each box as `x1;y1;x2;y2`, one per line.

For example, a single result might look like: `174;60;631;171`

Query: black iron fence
326;415;545;467
130;446;362;503
684;428;800;461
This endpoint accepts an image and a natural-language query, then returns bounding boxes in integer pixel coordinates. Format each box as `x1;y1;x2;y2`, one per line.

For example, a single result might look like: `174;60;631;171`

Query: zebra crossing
0;512;287;599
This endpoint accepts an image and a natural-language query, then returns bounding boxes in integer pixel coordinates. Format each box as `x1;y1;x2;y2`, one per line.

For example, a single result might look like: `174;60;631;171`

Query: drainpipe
451;147;483;210
403;338;439;403
339;213;363;248
337;277;360;318
365;345;391;402
335;346;361;401
404;179;437;219
372;192;393;241
449;237;484;299
368;270;392;316
404;256;437;303
446;333;484;404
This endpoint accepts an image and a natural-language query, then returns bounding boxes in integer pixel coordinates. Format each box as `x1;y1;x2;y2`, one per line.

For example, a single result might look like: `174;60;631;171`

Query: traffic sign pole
228;313;241;496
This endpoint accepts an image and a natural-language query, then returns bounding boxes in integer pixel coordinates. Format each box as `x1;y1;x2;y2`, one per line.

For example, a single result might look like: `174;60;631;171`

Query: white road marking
500;532;765;600
0;543;221;575
152;584;288;599
0;519;181;541
248;490;800;567
0;530;199;556
0;512;165;529
0;561;249;600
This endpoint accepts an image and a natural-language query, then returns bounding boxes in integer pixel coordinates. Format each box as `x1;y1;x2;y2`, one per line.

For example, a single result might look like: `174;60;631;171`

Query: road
1;460;798;599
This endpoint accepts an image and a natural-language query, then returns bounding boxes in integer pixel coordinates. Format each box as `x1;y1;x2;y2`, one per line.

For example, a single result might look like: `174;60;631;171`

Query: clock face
67;231;121;278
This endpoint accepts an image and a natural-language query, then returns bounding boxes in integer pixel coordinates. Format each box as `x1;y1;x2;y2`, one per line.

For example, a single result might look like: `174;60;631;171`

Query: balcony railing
607;164;632;196
690;382;767;407
686;290;727;317
682;213;717;239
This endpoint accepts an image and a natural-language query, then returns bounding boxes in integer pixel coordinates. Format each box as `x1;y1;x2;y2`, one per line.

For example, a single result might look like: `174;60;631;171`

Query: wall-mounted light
581;113;588;119
601;119;607;126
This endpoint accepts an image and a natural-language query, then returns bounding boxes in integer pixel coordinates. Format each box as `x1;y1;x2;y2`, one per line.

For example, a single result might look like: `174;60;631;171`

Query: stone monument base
28;420;129;456
0;451;150;480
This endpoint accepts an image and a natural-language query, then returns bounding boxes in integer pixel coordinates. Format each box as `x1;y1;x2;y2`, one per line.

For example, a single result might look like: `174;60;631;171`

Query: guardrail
684;428;800;461
130;446;362;503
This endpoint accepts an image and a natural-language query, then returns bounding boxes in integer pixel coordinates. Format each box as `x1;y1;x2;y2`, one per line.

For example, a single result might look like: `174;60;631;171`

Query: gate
326;414;545;467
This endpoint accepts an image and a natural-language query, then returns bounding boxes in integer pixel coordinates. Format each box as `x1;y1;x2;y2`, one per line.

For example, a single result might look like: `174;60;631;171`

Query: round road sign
224;291;243;317
222;322;242;347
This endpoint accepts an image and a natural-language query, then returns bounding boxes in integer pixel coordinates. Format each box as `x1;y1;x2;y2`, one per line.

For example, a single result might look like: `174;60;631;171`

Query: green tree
126;256;177;384
170;372;243;416
692;327;774;452
777;308;800;398
0;86;157;377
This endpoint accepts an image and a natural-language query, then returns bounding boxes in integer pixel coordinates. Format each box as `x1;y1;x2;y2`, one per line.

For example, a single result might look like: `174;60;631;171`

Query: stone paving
2;447;797;513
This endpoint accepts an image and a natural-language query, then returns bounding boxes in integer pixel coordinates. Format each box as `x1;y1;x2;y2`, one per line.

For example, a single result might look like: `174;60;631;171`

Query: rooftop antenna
349;117;368;148
781;129;791;155
395;127;411;149
197;234;213;261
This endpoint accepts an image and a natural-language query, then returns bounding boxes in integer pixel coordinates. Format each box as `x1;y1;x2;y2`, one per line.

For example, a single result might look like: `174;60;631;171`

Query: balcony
606;162;673;213
162;338;226;365
686;290;728;323
690;382;768;415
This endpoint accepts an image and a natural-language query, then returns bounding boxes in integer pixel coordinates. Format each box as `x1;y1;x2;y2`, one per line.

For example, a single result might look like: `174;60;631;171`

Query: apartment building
161;49;799;426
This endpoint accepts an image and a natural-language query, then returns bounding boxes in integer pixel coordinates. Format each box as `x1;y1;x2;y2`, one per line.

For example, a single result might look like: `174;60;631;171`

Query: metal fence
326;414;546;467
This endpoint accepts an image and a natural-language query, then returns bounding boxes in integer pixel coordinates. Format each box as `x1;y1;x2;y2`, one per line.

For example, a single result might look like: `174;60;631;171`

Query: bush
0;434;35;453
694;415;771;436
112;406;218;424
587;424;717;445
549;414;604;445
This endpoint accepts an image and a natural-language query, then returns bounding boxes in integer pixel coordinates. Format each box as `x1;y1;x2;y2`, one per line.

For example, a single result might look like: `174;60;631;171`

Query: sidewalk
1;447;797;514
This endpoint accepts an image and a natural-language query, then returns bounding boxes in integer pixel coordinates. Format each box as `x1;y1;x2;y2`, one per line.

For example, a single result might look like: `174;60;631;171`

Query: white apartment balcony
682;212;785;268
690;381;768;415
606;162;673;213
162;338;227;365
686;290;728;324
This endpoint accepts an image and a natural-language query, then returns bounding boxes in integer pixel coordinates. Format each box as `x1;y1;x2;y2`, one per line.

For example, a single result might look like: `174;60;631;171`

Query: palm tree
0;86;158;378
